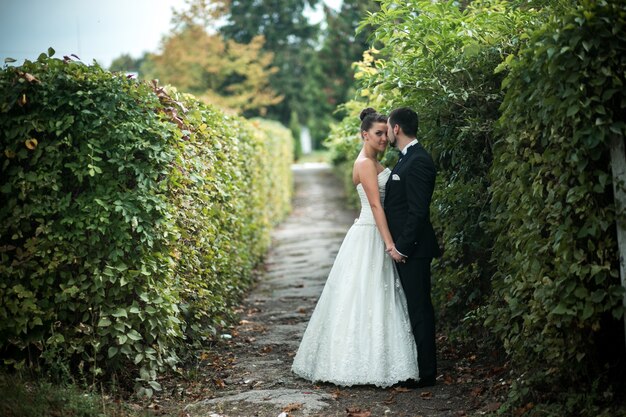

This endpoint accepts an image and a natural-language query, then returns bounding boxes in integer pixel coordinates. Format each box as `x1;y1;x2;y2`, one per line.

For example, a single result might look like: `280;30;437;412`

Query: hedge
488;0;625;411
326;0;625;413
0;50;292;393
329;0;540;331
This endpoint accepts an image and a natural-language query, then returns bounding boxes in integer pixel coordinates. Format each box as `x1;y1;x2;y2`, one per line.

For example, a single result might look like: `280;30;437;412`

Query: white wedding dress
291;168;419;387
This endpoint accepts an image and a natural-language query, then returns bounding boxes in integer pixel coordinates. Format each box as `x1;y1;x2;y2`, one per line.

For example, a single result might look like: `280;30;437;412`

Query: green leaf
127;329;142;341
108;346;118;358
566;104;579;117
552;303;573;315
97;317;112;327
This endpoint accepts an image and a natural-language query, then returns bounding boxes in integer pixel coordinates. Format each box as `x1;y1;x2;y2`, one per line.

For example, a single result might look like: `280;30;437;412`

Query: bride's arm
356;159;395;252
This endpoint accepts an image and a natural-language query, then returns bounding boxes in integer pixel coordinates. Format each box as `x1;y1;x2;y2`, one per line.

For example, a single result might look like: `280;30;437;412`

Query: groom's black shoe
398;376;436;389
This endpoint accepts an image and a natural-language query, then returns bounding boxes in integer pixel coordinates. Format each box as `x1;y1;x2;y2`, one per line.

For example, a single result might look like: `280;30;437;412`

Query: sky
0;0;342;69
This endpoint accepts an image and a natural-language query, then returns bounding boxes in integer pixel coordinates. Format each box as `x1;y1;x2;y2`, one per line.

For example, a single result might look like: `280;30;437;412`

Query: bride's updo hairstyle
359;107;387;139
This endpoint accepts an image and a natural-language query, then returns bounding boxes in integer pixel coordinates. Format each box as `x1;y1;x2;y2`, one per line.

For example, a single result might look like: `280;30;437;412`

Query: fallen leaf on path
487;366;507;376
391;386;412;393
484;402;502;412
470;386;484;397
514;402;534;415
297;307;307;314
419;391;432;398
443;374;455;385
346;408;371;417
282;403;303;412
260;345;273;353
383;393;396;405
331;388;344;400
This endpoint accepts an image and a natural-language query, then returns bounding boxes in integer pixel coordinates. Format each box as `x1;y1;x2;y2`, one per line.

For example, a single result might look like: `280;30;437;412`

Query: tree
171;0;229;29
145;25;281;115
318;0;378;119
219;0;321;125
109;53;149;77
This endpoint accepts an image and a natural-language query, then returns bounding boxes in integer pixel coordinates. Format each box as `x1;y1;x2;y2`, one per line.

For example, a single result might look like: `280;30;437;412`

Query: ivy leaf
97;317;112;327
108;346;118;358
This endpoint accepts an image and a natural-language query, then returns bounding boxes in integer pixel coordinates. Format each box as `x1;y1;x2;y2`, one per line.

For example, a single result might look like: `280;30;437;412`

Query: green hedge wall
0;51;292;393
326;0;625;413
488;0;624;408
328;0;540;330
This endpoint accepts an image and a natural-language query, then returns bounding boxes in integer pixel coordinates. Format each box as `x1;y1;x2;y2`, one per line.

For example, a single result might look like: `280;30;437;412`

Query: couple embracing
292;107;440;389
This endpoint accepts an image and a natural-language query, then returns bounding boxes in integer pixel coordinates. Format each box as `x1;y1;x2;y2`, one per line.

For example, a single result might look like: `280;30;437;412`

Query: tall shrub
0;52;182;390
489;0;625;410
166;98;294;339
0;52;292;392
332;0;540;330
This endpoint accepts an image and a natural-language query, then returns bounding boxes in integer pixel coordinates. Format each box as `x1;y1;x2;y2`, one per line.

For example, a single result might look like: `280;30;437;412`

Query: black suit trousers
396;256;437;380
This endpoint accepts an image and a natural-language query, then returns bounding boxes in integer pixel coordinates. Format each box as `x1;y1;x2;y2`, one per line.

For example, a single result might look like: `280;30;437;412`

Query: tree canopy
144;26;281;114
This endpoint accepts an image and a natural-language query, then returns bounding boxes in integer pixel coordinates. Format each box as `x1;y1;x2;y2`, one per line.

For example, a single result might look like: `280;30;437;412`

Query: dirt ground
162;164;506;417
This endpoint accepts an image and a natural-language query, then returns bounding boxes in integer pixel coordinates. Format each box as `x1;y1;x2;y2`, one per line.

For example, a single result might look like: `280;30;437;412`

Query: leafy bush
0;51;292;393
326;0;625;413
167;100;293;341
0;52;182;390
488;0;625;407
331;0;541;331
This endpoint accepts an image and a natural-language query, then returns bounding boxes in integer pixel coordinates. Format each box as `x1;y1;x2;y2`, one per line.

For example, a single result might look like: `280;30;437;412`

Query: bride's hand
386;244;406;263
385;243;394;254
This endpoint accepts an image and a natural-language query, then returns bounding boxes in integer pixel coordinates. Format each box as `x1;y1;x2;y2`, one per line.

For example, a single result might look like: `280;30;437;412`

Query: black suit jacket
384;143;441;259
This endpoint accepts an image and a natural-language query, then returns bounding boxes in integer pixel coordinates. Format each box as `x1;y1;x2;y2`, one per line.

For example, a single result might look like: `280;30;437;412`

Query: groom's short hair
389;107;418;137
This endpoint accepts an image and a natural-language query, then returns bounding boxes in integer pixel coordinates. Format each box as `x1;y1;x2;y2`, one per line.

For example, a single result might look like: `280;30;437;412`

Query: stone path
184;163;476;417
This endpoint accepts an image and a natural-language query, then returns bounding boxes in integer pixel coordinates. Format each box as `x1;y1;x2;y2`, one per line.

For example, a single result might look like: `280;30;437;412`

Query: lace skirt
291;222;419;387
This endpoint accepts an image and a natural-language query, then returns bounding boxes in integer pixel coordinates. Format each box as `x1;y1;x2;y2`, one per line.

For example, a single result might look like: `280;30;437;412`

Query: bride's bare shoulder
353;157;376;185
354;157;376;171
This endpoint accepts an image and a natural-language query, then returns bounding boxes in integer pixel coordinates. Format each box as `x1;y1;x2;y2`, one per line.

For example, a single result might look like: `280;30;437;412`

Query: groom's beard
388;135;398;148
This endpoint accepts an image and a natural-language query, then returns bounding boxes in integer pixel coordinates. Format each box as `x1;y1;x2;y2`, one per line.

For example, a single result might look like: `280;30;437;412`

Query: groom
384;107;440;388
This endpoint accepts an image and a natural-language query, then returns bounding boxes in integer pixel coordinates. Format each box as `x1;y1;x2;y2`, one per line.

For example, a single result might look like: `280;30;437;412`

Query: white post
300;126;312;155
609;133;626;346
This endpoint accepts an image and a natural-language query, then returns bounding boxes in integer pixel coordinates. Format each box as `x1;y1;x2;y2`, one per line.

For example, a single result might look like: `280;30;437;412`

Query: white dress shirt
401;139;418;155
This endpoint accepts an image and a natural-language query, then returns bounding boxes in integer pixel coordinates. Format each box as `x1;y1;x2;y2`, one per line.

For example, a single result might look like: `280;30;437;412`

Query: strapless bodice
355;168;391;225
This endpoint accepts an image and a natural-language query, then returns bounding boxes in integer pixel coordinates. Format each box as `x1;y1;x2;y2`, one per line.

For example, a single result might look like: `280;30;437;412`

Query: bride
291;108;419;387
